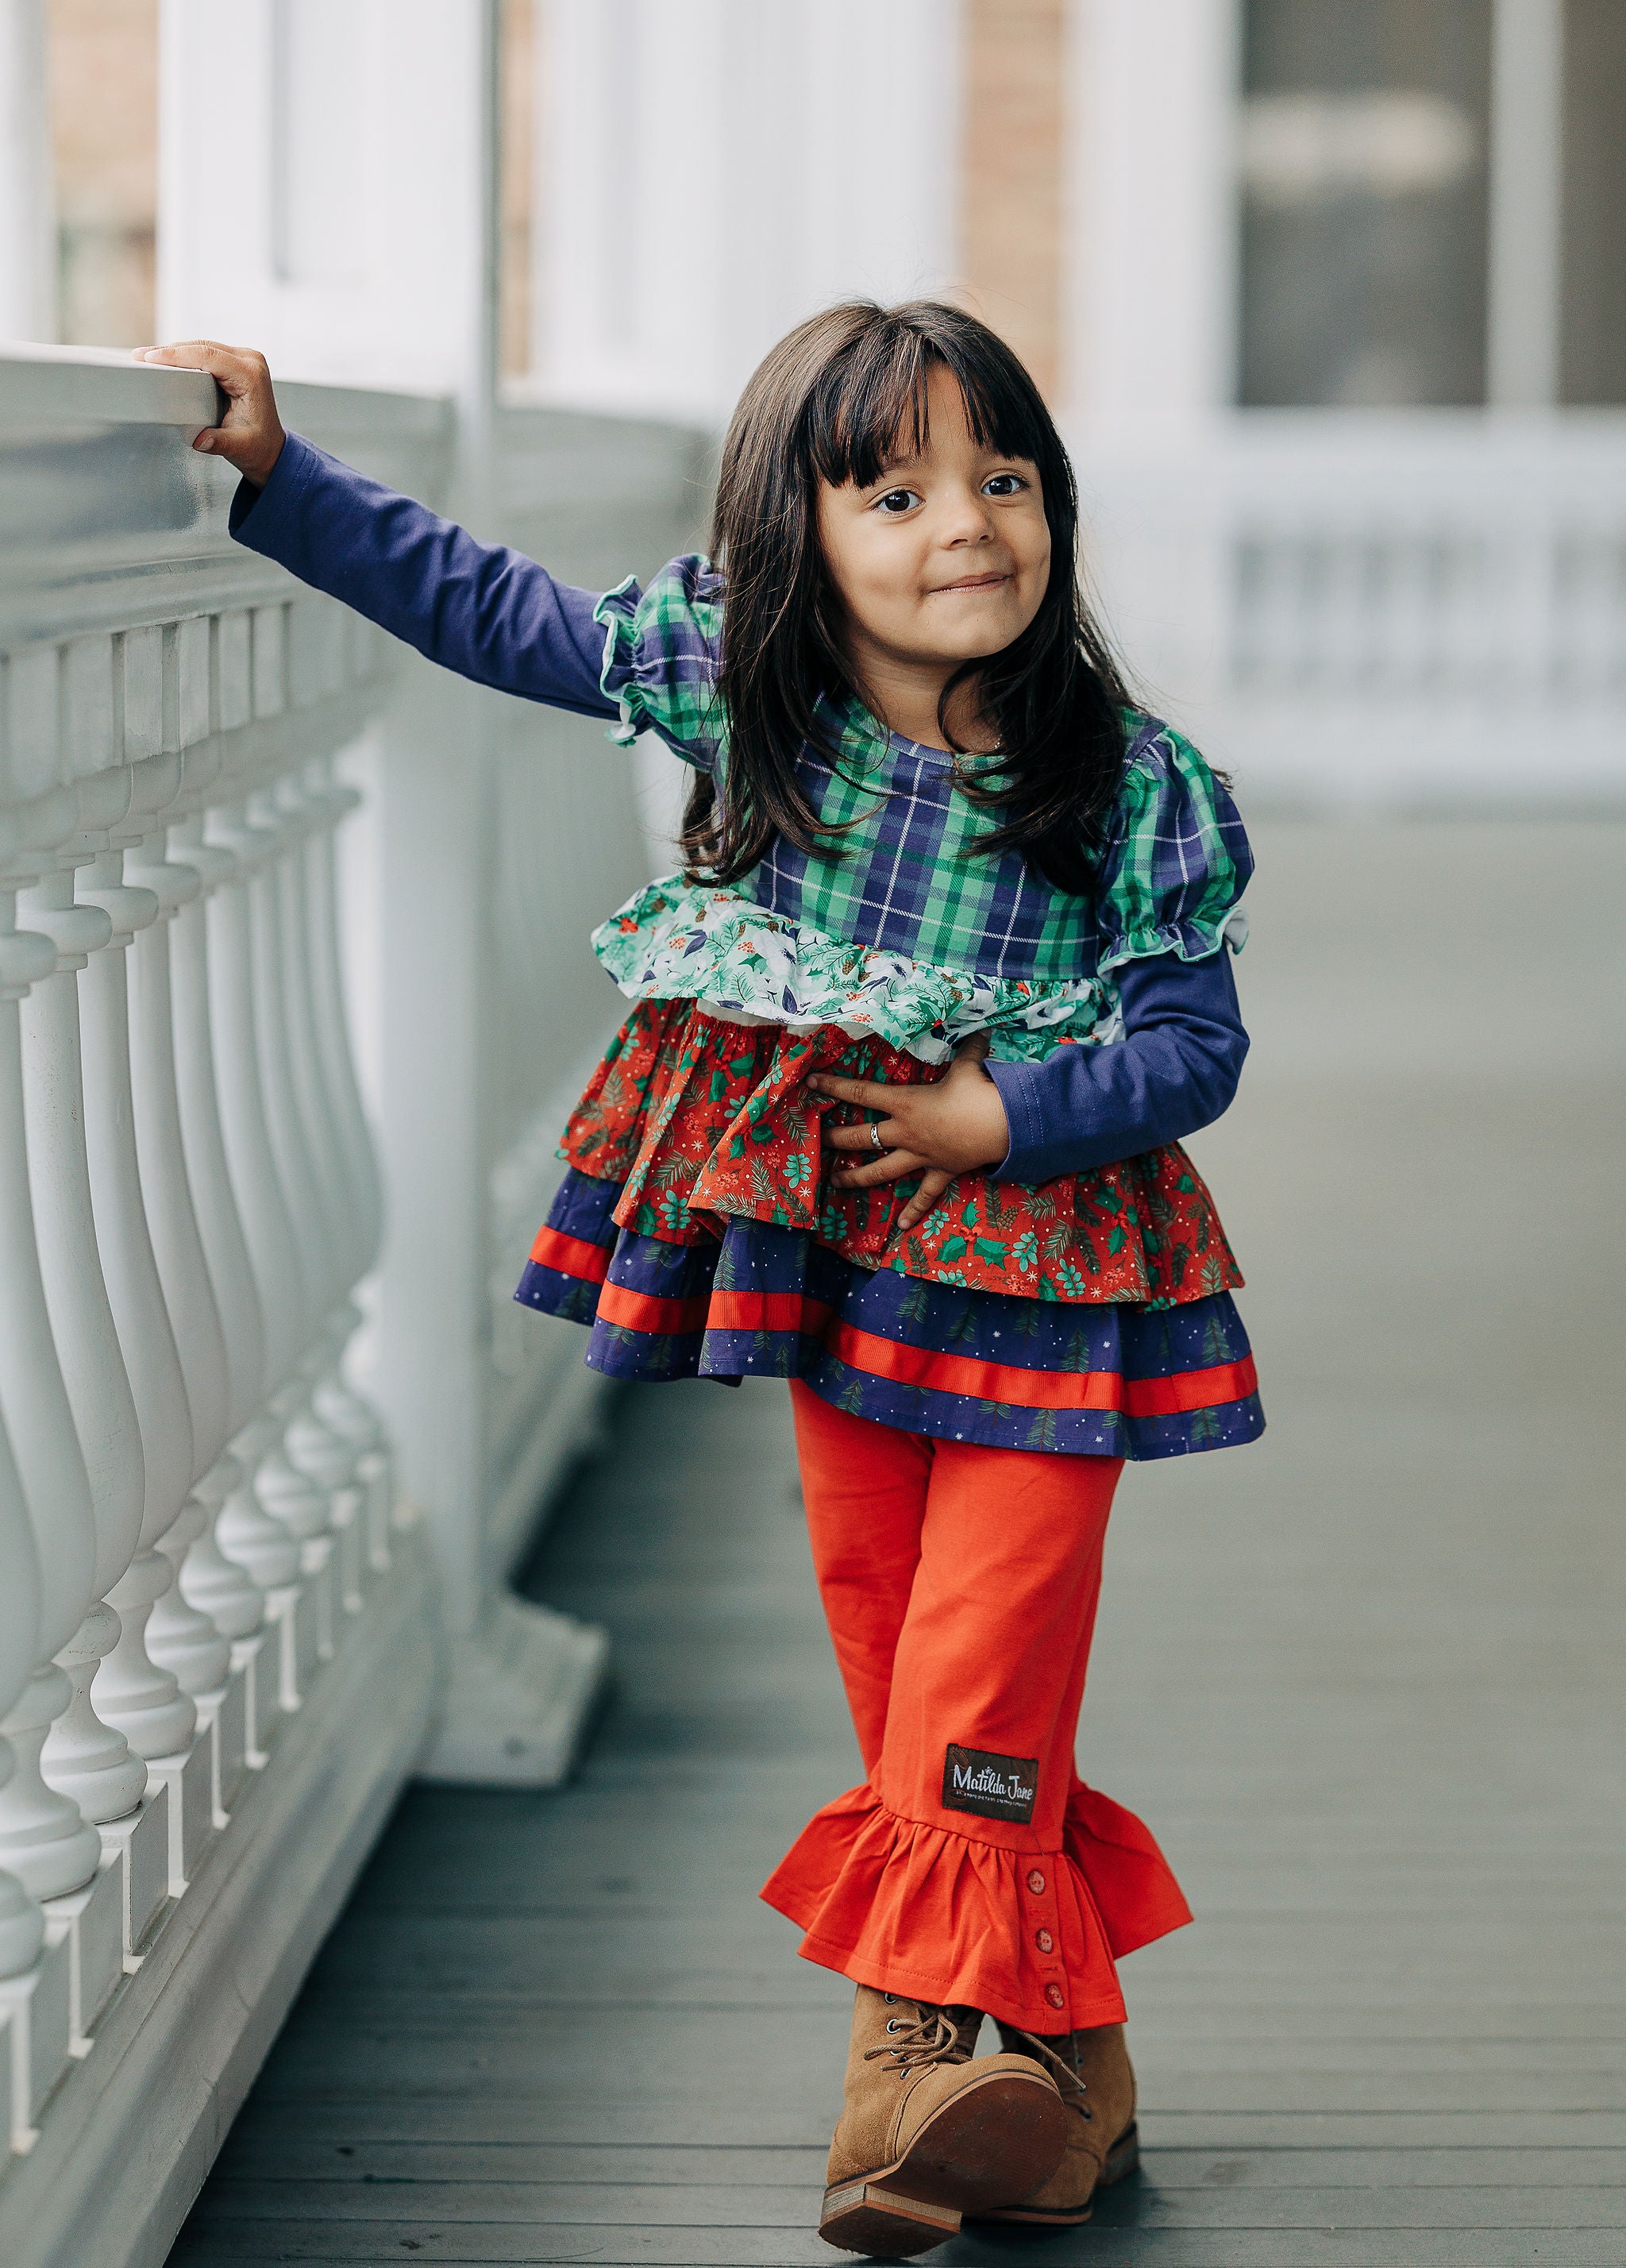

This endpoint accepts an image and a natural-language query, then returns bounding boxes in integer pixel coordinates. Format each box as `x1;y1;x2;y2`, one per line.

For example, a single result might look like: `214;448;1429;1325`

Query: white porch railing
0;347;702;2268
0;345;439;2263
1077;411;1626;808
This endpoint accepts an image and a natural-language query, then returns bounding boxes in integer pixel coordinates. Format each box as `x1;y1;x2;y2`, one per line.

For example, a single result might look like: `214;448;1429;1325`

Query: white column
0;881;102;1899
1065;0;1242;435
536;0;961;424
1487;0;1565;409
76;847;197;1762
160;0;489;394
17;854;149;1825
162;0;607;1781
0;0;55;341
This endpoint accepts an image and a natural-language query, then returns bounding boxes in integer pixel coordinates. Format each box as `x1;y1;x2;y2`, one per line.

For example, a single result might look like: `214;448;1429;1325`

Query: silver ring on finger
869;1121;886;1155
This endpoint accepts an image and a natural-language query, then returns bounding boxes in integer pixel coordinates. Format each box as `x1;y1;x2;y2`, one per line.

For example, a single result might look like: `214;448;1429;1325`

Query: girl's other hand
814;1032;1009;1236
133;341;286;488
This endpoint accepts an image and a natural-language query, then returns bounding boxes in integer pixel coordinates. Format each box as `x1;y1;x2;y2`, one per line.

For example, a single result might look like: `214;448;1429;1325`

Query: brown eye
983;473;1024;497
875;488;919;515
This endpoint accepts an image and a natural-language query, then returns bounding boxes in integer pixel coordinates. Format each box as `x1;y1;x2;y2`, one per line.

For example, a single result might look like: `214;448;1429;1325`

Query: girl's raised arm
135;340;615;721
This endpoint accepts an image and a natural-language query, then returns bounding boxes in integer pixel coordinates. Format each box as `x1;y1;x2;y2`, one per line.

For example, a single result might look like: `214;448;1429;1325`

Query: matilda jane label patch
942;1745;1038;1824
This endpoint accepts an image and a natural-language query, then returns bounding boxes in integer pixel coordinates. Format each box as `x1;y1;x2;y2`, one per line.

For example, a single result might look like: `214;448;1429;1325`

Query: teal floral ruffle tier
591;876;1119;1066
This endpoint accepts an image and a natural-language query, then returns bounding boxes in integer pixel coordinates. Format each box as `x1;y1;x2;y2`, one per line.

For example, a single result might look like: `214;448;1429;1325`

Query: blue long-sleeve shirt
233;432;1248;1181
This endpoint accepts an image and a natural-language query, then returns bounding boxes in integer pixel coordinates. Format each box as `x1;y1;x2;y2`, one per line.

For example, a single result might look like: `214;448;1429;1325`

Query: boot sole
970;2118;1142;2227
820;2070;1069;2256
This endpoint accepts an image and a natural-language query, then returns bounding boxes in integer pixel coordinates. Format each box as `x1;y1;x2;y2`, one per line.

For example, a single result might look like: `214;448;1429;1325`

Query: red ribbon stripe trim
824;1321;1256;1417
527;1225;612;1284
534;1246;1256;1418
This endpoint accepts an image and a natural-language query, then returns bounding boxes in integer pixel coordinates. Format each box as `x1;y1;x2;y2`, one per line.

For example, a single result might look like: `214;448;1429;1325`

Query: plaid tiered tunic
516;556;1264;1461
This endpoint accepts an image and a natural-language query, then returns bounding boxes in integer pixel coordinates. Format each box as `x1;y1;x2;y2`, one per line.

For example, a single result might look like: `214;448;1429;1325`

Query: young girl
142;301;1261;2256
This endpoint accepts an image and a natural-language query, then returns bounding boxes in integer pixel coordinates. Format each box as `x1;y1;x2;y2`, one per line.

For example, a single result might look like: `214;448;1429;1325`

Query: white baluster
314;1304;395;1577
165;812;268;1647
124;825;237;1699
221;791;329;1348
209;784;331;1631
176;1451;271;1642
17;857;149;1822
302;758;395;1572
214;1418;305;1591
76;848;196;1762
170;816;265;1432
125;830;229;1483
277;770;359;1286
202;793;313;1590
0;1410;45;1977
0;890;102;1898
272;769;371;1610
306;758;383;1276
204;794;304;1389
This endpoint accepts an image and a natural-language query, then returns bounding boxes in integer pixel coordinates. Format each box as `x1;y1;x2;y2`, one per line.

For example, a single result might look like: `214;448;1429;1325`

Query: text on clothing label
942;1745;1038;1824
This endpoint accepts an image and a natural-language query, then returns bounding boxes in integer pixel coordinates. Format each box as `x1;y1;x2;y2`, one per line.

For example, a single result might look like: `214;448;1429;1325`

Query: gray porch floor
169;819;1626;2266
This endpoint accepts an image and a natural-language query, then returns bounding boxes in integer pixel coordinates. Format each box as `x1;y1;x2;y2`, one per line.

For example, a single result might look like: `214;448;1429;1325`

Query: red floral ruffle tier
561;999;1243;1308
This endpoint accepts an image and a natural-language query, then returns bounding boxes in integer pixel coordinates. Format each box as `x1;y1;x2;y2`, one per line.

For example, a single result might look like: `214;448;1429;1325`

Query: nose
937;483;996;547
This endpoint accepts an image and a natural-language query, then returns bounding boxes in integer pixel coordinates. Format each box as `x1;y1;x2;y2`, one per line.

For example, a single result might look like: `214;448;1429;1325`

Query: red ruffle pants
761;1385;1193;2032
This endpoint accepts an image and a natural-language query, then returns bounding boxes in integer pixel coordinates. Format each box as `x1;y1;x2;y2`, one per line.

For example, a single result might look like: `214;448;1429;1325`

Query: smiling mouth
934;573;1011;594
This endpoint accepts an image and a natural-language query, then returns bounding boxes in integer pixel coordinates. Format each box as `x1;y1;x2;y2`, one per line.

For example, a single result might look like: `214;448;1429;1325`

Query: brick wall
959;0;1066;401
48;0;159;347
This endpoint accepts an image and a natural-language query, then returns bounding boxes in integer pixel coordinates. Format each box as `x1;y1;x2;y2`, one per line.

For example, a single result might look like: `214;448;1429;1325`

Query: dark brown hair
680;299;1135;897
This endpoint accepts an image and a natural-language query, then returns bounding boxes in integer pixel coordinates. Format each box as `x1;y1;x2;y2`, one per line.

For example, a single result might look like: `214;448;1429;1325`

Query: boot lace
1004;2027;1092;2118
865;1995;977;2073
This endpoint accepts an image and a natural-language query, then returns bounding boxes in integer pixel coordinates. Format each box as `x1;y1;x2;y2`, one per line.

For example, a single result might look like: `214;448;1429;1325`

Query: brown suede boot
967;2021;1139;2226
819;1988;1069;2257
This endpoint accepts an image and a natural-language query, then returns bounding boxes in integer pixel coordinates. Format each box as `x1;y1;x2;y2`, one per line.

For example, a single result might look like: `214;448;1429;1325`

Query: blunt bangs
805;307;1057;496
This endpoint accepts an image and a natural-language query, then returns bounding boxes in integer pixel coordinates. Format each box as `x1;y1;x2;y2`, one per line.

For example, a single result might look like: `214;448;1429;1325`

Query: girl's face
816;364;1051;691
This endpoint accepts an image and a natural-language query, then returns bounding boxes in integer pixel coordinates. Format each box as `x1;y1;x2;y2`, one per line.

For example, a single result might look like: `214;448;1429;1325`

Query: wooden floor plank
205;2135;1626;2188
164;2218;1626;2266
185;2174;1626;2229
168;822;1626;2263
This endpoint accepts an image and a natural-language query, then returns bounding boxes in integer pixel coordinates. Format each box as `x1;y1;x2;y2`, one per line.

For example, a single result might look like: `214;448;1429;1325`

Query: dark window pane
1239;0;1493;406
1560;0;1626;404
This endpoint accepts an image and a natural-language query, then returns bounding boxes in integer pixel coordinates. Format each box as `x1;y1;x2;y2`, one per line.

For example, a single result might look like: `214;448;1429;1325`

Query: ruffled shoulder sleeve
595;554;726;772
1094;716;1253;970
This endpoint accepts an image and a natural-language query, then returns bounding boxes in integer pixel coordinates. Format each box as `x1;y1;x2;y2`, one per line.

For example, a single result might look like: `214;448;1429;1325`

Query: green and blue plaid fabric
597;557;1250;984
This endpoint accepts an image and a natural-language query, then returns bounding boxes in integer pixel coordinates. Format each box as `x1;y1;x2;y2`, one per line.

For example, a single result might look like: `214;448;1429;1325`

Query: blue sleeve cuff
229;428;324;549
986;1059;1041;1179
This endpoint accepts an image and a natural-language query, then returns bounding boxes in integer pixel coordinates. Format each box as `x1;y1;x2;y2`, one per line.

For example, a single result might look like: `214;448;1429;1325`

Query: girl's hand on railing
133;340;287;488
815;1032;1010;1237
